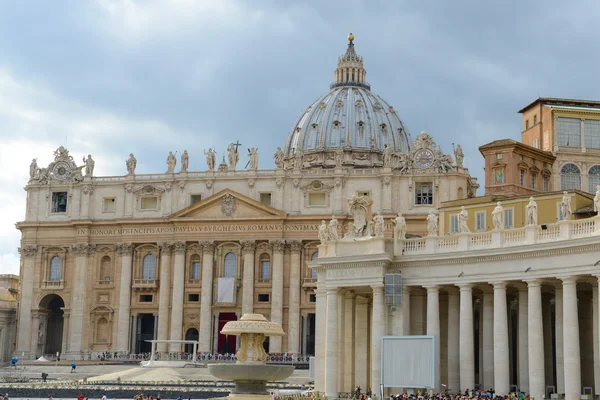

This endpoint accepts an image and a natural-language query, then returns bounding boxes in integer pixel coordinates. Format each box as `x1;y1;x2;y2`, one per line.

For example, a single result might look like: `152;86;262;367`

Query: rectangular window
476;211;486;231
533;115;537;125
308;192;327;206
415;183;433;205
309;294;316;303
141;197;158;210
356;191;371;199
525;120;529;130
191;261;201;279
51;192;68;213
450;214;459;233
519;170;525;186
258;293;270;303
190;194;202;206
543;176;550;192
504;208;514;228
260;193;272;206
103;197;116;212
139;294;153;303
584;120;600;149
531;174;536;189
187;293;200;302
533;138;539;148
557;117;581;147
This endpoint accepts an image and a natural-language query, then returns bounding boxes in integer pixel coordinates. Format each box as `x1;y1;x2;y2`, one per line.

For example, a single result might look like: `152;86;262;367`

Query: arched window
96;317;109;342
100;256;112;281
142;254;156;280
589;166;600;194
560;163;581;190
224;252;237;278
310;251;318;278
49;256;62;281
190;254;201;280
259;253;271;280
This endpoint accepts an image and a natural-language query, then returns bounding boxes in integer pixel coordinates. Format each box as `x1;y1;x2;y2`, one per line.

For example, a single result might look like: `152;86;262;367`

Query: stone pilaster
554;287;564;394
527;279;545;400
16;245;37;358
325;288;339;398
459;283;475;391
198;241;215;352
156;242;172;352
269;240;285;352
518;288;529;393
492;281;510;394
562;277;581;400
115;243;133;352
68;243;95;359
447;287;460;393
80;185;94;218
425;285;440;392
371;285;385;397
241;241;256;316
354;295;369;391
169;241;186;351
482;287;494;389
344;290;355;391
314;287;327;392
287;241;302;353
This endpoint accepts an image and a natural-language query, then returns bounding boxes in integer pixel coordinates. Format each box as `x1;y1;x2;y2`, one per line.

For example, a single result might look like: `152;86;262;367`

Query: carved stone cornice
200;241;216;254
288;241;302;254
271;240;286;253
172;241;186;254
72;243;96;256
241;241;256;254
159;242;173;255
21;245;38;258
116;243;134;256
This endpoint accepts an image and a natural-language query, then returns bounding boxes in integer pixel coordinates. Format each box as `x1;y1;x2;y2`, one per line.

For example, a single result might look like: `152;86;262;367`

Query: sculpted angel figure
204;148;216;171
427;209;438;236
228;143;239;170
273;147;284;169
248;147;259;170
318;220;329;244
166;151;177;173
526;196;538;225
328;215;339;241
454;144;464;168
594;186;600;213
392;213;406;242
560;191;572;220
459;206;470;233
126;153;137;175
180;150;189;172
29;158;38;179
83;154;95;176
492;201;504;230
373;212;385;238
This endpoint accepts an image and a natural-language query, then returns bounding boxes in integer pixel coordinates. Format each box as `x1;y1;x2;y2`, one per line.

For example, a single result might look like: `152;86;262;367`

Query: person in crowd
71;362;77;373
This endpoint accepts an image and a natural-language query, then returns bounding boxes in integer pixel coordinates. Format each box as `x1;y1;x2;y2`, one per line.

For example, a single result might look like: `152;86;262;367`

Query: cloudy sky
1;0;599;275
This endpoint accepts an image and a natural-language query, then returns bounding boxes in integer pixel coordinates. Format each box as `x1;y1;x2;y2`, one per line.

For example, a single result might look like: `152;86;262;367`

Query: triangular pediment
170;189;286;220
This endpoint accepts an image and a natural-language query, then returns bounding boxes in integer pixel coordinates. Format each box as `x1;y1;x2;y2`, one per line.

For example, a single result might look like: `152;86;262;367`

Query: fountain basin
209;363;294;395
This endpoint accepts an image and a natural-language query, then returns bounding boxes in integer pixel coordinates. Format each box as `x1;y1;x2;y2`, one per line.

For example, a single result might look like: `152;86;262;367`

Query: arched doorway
39;294;65;355
184;328;199;354
218;313;237;354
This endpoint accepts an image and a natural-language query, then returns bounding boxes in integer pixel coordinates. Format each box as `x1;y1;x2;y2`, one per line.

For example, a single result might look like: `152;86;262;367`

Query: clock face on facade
53;162;71;180
415;149;434;168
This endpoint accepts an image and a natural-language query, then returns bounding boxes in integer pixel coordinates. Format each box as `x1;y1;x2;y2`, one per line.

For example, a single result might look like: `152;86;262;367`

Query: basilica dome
283;34;411;169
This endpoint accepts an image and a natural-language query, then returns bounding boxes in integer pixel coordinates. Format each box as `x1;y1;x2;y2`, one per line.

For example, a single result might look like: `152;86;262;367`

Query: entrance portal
184;328;199;353
39;294;65;356
136;314;155;353
217;312;237;354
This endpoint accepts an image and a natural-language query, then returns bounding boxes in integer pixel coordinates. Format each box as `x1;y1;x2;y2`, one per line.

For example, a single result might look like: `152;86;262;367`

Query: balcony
302;278;317;289
41;280;64;290
132;279;159;291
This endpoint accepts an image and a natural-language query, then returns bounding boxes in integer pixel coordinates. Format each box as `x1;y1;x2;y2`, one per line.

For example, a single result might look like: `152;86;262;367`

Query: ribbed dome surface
284;86;411;157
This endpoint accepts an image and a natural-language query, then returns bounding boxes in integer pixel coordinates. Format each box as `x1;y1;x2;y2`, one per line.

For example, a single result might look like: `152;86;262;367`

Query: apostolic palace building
11;34;600;400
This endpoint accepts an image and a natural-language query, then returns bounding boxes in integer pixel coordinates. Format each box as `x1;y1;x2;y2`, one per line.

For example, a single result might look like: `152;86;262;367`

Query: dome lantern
332;33;369;90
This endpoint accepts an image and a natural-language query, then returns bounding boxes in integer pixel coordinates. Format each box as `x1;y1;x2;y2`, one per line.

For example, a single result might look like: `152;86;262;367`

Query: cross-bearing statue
83;154;95;177
166;151;177;173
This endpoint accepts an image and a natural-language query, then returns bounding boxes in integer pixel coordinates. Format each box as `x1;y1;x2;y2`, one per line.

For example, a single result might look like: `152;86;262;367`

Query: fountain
208;313;295;400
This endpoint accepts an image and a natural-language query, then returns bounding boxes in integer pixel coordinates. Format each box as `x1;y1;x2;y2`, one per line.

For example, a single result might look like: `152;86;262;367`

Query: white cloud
0;253;19;276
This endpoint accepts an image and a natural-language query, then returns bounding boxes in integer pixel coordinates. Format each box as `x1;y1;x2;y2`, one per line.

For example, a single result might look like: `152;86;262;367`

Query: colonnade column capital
288;240;302;253
240;240;256;254
158;241;173;254
172;241;186;254
458;283;473;291
200;241;216;254
489;280;507;289
560;275;579;285
423;284;439;291
271;239;286;253
524;278;542;287
344;290;355;299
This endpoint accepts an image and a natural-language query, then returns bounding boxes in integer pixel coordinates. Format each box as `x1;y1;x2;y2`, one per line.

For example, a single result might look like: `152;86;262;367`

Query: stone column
270;240;285;352
287;241;302;354
527;279;545;400
593;284;600;395
198;242;215;352
518;287;529;394
492;282;510;394
344;291;355;391
131;314;138;353
562;277;581;400
402;286;411;335
482;287;494;389
68;243;95;358
301;313;308;355
156;242;172;352
213;312;220;353
115;243;134;352
314;288;327;392
337;290;346;392
554;288;564;395
426;285;441;392
447;287;460;393
169;241;186;351
371;285;385;398
459;284;475;391
16;245;37;357
30;313;40;359
355;295;369;391
241;241;256;315
325;288;339;397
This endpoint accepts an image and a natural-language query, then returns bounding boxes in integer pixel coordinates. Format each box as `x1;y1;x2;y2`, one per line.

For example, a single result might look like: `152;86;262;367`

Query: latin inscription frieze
77;223;319;236
327;267;381;279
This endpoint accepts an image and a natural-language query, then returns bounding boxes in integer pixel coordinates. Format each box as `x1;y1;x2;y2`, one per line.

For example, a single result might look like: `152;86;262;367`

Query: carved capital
172;241;186;254
165;182;172;192
288;241;302;254
178;180;186;191
200;241;216;254
21;245;38;258
271;240;286;253
248;179;255;188
125;184;134;193
116;242;134;256
381;176;391;186
276;178;283;188
159;242;173;255
206;181;213;190
72;243;96;256
292;179;300;188
241;241;256;254
82;185;94;195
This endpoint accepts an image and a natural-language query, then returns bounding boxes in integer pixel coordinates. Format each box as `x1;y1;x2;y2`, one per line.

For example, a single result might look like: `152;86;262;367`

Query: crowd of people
87;351;311;364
